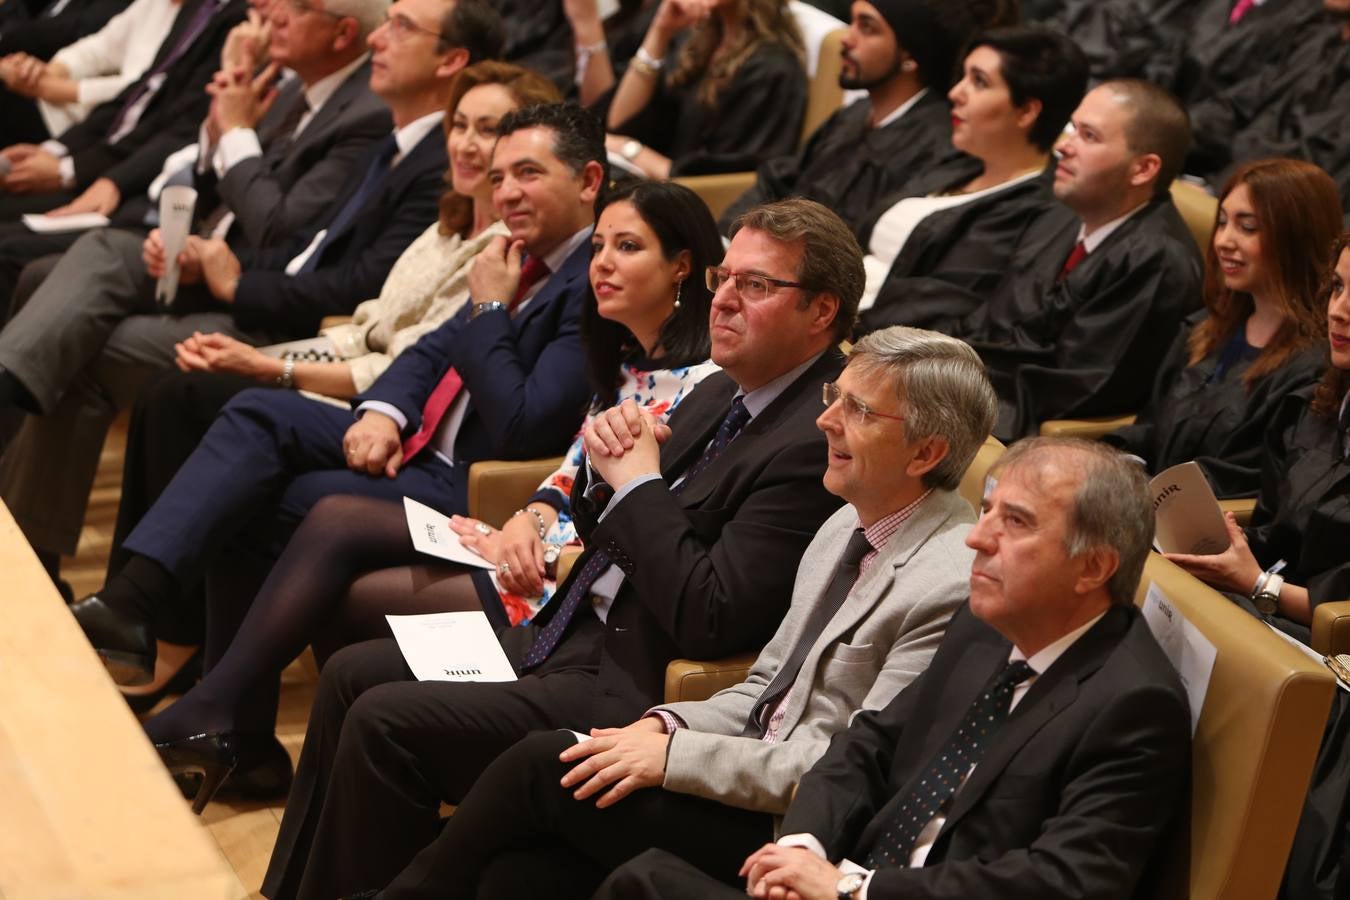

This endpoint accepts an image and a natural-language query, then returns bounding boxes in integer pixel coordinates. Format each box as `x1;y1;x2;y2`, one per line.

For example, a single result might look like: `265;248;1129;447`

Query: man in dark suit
0;0;499;578
598;437;1192;900
257;197;861;900
0;0;248;218
719;0;973;237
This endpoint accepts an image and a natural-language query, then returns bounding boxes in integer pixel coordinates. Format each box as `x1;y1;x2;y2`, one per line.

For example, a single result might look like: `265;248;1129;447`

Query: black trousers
381;729;775;899
262;617;622;900
594;847;753;899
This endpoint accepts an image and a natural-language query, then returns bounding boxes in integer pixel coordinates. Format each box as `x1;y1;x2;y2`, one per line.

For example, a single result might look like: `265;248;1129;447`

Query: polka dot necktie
864;659;1036;867
521;397;752;670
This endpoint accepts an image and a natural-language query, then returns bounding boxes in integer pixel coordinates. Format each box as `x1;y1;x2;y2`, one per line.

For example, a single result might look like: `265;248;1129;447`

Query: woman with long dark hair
1104;158;1342;497
139;180;724;812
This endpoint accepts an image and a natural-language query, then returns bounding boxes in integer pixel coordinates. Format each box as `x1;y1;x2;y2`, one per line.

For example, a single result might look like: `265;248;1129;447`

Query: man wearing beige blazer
364;326;1001;900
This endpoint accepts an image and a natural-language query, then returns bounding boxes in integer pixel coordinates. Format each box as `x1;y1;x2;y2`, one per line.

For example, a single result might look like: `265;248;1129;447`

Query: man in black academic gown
942;79;1202;440
1186;0;1350;188
719;0;974;237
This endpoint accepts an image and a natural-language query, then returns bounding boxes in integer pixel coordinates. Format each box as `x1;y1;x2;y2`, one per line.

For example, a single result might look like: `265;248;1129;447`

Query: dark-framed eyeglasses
822;382;906;425
383;10;447;42
705;265;805;302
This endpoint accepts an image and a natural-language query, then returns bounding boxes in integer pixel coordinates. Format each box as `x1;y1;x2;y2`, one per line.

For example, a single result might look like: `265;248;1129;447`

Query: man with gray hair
602;437;1191;900
360;326;999;899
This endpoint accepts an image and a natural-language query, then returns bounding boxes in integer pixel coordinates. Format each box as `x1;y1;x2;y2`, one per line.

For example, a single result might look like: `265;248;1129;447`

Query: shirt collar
858;489;933;554
540;226;593;274
393;111;444;164
1076;201;1147;254
1010;610;1108;675
873;87;928;130
738;350;826;421
302;52;369;119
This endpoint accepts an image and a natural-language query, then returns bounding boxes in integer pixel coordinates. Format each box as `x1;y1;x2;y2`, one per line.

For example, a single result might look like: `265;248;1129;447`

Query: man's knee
318;638;411;711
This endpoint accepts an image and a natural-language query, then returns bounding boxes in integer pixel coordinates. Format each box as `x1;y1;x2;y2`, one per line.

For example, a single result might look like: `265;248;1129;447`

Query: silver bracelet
575;38;608;88
512;506;547;539
276;357;295;389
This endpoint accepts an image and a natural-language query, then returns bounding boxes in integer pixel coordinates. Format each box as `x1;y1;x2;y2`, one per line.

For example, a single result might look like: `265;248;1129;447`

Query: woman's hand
651;0;718;40
450;513;548;597
174;331;279;381
1165;512;1263;595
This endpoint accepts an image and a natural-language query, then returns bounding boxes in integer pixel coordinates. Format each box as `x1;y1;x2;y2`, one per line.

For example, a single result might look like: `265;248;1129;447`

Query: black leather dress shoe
69;594;155;685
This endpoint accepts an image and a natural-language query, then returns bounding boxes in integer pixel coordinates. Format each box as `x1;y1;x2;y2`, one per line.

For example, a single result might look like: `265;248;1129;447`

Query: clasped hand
583;398;671;491
142;231;241;301
557;717;670;808
0;143;61;193
207;60;281;141
342;411;403;478
740;844;847;900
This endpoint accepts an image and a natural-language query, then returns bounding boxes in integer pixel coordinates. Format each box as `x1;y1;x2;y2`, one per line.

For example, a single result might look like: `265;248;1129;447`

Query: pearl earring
674;279;683;309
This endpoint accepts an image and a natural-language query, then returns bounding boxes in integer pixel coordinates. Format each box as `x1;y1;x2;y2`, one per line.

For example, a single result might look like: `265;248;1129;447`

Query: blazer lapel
510;237;589;336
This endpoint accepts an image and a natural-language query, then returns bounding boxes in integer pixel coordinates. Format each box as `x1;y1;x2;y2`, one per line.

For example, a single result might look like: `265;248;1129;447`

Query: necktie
297;134;399;275
521;397;752;670
863;659;1036;867
742;528;873;736
1229;0;1257;23
401;255;552;462
106;0;223;140
1057;241;1087;282
261;93;311;163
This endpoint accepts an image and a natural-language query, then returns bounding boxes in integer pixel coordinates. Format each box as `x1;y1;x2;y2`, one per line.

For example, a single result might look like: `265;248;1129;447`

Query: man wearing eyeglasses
258;198;859;899
357;326;997;900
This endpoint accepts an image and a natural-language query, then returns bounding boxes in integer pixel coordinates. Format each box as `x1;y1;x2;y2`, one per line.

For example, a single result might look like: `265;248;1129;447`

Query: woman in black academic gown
1168;233;1350;646
1104;158;1343;498
586;0;807;178
856;25;1088;333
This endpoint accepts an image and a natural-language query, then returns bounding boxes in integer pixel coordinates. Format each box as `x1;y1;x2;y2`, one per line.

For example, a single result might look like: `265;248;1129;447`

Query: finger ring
499;562;511;575
475;522;492;536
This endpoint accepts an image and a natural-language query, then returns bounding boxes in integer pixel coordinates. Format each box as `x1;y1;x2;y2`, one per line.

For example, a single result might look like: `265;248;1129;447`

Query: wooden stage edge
0;500;245;899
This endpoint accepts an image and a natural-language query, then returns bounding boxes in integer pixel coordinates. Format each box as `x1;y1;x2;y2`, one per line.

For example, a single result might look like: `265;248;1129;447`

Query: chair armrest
664;651;758;704
1217;498;1256;527
1311;600;1350;656
556;546;581;586
466;457;566;529
1039;414;1137;439
673;172;756;222
319;315;353;330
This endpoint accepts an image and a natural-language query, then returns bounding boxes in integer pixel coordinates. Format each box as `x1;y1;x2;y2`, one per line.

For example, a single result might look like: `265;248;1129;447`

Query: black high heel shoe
156;732;240;814
69;594;156;685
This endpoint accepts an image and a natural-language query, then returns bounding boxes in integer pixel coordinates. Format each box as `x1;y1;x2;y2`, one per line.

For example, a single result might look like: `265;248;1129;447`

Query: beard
838;52;904;91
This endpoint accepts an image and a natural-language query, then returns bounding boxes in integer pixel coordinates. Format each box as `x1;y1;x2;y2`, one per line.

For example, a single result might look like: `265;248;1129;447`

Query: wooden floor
67;417;317;899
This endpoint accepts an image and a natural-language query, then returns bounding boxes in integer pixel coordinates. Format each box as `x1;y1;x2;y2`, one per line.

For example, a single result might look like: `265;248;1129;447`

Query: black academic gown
1038;0;1185;86
1103;311;1326;499
856;160;1059;336
952;196;1204;440
607;39;807;176
718;89;956;236
1161;0;1307;104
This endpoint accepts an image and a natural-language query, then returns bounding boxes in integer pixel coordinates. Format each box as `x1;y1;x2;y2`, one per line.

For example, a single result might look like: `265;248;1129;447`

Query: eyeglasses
705;265;805;302
382;11;446;42
285;0;345;19
822;382;906;425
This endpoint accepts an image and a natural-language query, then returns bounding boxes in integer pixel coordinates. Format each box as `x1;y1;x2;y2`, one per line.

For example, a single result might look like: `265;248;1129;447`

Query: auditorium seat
1312;601;1350;658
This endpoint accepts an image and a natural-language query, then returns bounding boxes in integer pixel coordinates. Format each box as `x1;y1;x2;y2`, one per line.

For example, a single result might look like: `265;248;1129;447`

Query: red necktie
1229;0;1256;24
401;256;551;462
1057;240;1087;282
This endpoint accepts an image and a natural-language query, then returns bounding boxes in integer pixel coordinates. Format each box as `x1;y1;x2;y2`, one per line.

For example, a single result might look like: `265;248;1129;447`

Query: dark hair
437;0;505;61
731;198;864;344
965;0;1022;28
1312;231;1350;423
438;62;561;236
582;180;718;407
1189;159;1342;388
1098;79;1193;196
496;102;608;187
966;26;1088;152
668;0;804;109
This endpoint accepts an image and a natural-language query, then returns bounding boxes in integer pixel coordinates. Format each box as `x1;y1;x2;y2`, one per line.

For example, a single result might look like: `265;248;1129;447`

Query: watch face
836;872;866;898
1254;593;1278;616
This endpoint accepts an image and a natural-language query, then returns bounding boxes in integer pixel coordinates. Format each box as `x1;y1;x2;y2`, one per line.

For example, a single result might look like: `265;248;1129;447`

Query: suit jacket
656;491;976;816
542;351;847;727
0;0;128;59
57;0;247;195
782;603;1192;900
352;237;594;514
229;124;446;337
956;194;1203;439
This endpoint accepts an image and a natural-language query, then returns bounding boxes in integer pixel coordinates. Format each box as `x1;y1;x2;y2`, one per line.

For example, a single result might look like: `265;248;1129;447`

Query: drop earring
673;279;683;309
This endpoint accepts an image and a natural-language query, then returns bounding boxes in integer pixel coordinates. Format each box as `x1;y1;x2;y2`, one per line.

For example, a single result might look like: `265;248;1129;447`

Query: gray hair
847;327;996;491
323;0;388;41
991;437;1154;606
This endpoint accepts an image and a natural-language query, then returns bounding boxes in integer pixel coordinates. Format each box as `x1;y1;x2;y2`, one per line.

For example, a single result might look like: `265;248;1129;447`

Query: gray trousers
0;227;264;555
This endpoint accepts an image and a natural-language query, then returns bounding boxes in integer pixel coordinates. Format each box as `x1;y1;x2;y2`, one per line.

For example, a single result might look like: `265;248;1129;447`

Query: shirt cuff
777;833;829;858
597;472;662;522
58;155;75;188
644;710;685;733
354;400;407;432
214;126;263;178
41;140;68;158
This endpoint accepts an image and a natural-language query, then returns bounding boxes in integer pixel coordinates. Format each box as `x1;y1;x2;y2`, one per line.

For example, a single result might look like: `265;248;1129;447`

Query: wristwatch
836;872;866;899
1252;572;1284;616
470;301;507;319
620;139;642;162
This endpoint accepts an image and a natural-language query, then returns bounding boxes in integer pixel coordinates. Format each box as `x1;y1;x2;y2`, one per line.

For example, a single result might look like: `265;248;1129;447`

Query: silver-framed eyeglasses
822;382;906;425
383;11;447;41
705;265;805;302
